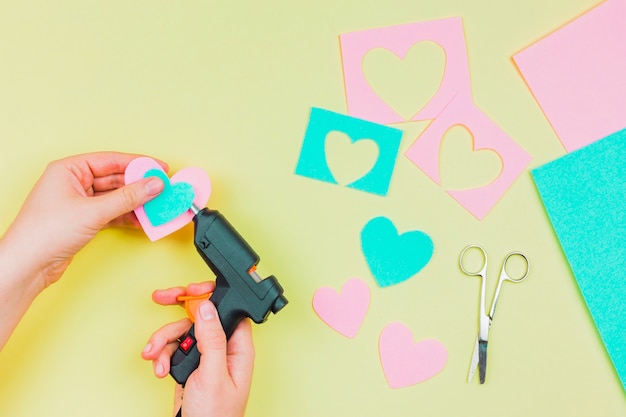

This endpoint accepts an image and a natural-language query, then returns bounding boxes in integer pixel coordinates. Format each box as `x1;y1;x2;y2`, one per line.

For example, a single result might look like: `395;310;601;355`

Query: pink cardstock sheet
405;93;532;219
513;0;626;152
340;17;471;124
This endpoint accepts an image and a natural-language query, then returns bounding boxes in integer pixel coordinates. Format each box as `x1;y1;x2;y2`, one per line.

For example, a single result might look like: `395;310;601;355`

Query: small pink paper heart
124;157;211;241
312;278;371;338
379;322;447;388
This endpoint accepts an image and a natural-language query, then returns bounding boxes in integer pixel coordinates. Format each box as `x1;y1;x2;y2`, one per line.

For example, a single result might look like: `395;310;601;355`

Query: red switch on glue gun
169;204;288;386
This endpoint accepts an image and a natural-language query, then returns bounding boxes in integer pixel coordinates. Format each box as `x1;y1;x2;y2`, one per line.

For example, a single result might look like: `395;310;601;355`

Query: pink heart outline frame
379;322;447;389
312;277;371;339
124;157;212;241
340;17;471;124
405;93;532;219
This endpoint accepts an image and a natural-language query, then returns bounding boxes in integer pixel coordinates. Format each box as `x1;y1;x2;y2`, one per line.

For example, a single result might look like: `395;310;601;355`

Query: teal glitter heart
361;216;434;288
143;169;195;227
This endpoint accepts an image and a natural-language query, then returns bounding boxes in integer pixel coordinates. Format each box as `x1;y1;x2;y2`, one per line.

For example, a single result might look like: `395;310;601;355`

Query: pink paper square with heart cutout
379;322;447;388
124;157;212;241
312;278;371;338
405;93;532;219
340;17;471;124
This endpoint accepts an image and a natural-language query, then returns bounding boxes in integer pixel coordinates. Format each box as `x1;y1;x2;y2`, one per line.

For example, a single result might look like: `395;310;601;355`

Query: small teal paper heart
143;169;195;227
361;216;434;288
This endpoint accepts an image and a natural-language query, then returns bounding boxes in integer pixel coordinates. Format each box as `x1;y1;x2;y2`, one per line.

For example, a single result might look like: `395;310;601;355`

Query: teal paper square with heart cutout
295;107;402;196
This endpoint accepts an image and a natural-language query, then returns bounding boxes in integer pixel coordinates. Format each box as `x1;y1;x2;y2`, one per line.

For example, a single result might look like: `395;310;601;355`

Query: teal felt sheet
532;128;626;390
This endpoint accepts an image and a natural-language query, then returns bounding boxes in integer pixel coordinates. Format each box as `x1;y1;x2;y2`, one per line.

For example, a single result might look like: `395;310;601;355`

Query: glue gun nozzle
272;294;288;314
190;204;201;216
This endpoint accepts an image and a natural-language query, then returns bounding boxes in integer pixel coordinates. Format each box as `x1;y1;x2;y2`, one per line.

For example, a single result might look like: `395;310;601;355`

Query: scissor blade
467;337;479;383
478;340;488;384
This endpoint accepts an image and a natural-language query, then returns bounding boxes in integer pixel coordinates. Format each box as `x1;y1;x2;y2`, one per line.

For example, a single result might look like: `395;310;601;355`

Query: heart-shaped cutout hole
362;41;446;121
325;131;380;186
440;124;503;189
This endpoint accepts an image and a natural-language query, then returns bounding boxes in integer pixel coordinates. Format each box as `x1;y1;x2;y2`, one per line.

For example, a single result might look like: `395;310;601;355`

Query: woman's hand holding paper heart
3;152;167;288
0;151;166;350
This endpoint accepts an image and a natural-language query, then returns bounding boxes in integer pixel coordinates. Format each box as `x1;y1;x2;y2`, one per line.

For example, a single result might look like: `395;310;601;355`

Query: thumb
91;177;164;226
194;301;229;379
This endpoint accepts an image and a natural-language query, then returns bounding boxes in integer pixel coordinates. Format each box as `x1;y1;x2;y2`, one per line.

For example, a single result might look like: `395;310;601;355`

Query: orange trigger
177;293;211;323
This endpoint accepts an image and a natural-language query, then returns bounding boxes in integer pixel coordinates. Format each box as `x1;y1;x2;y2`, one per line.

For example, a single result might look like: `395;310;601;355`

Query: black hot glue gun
169;204;288;385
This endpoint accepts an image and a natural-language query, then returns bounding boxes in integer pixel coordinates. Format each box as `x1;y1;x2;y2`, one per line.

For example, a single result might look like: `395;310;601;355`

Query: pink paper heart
312;278;371;338
379;322;447;388
124;157;211;241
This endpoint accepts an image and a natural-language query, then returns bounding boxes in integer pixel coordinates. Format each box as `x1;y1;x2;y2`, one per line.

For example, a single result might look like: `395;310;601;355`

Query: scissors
459;244;530;384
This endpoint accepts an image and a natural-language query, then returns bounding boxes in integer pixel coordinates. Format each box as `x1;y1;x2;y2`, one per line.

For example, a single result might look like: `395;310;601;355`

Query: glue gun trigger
177;293;212;323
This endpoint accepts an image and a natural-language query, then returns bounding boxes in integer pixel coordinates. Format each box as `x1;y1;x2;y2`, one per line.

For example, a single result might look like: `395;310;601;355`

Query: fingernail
142;343;152;353
199;301;216;321
145;178;164;195
155;362;164;376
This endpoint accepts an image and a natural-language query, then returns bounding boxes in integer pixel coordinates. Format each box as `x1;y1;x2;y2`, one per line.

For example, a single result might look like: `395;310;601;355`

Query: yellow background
0;0;624;416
